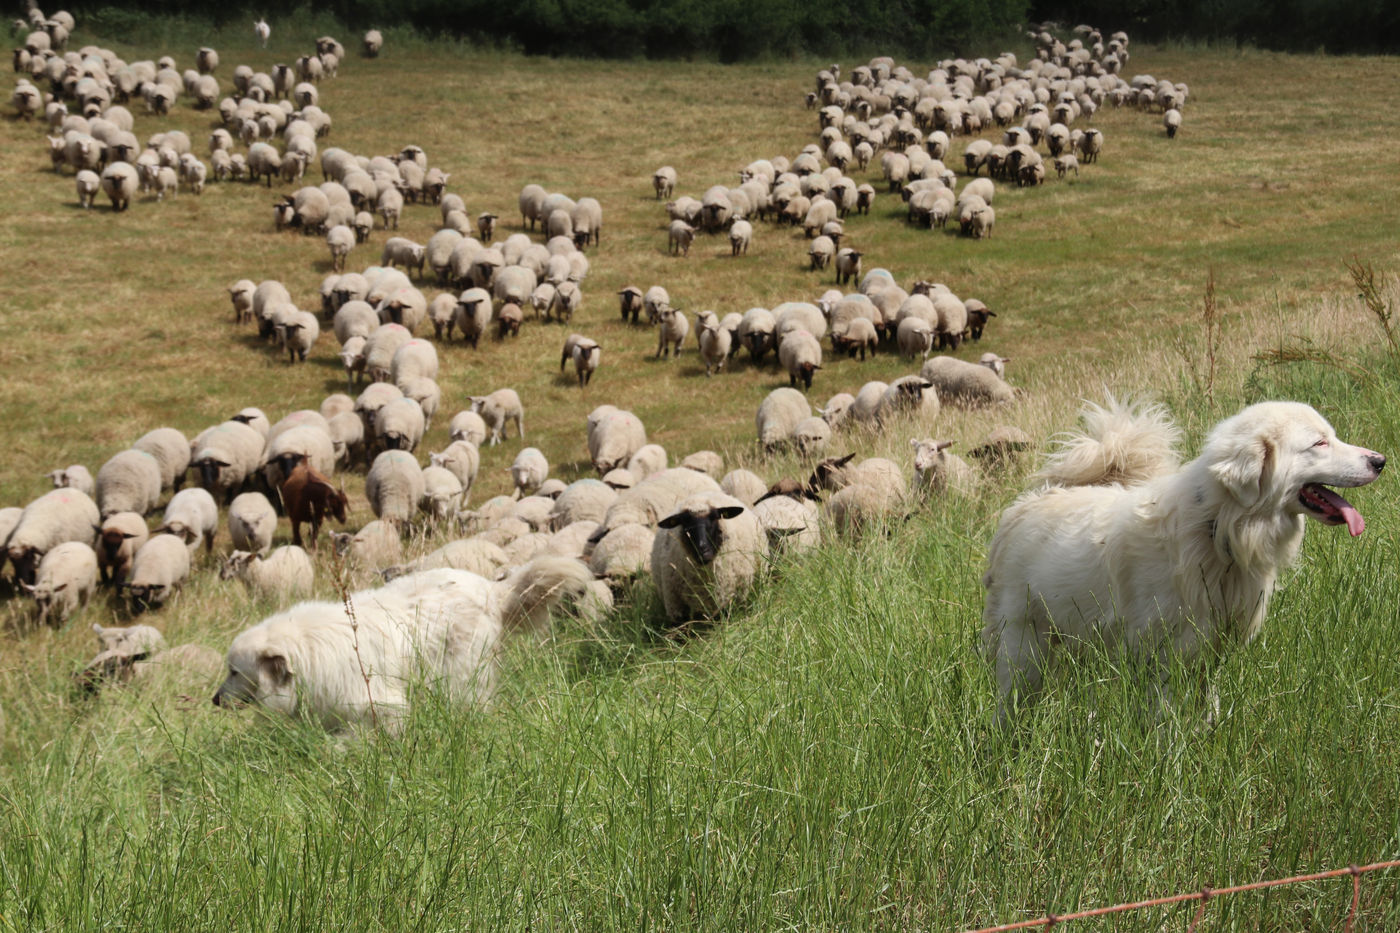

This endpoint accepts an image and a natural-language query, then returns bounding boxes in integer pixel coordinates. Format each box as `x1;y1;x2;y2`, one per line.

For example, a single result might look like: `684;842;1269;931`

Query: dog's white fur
981;398;1385;722
215;556;598;729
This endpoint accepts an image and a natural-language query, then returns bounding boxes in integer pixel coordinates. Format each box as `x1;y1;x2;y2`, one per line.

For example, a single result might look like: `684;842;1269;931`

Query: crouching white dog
981;398;1385;724
214;556;599;729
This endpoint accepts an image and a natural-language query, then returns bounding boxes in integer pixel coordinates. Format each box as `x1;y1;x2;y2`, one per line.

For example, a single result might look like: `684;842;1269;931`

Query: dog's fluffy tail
1036;396;1181;488
497;555;604;637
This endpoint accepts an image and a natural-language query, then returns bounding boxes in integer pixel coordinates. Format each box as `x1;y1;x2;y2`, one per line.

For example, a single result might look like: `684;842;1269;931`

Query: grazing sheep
719;469;768;507
791;416;832;456
374;396;426;454
331;520;402;572
419;466;464;521
597;468;720;533
366;450;425;526
879;375;940;422
228;492;277;555
756;387;811;451
779;329;822;390
912;438;979;497
627;444;668;481
470;389;524;445
680;451;723;478
123;534;191;612
448;411;488;448
326;224;355;272
655;307;689;359
753;494;821;555
5;489;101;586
96;450;163;519
497;302;524;339
95;511;149;586
588;523;656;584
897;316;935;359
133;427;191;492
220;546;313;600
651;493;767;623
589;407;647;473
159;487;219;555
281;310;320;362
22;541;99;627
920;356;1015;407
547;479;616;530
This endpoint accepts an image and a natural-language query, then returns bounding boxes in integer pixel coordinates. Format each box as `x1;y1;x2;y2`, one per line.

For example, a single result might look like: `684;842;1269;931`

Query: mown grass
1;20;1399;931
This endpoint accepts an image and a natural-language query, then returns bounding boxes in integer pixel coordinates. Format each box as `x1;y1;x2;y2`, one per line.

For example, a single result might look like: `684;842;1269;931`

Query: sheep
100;162;138;211
679;451;724;478
979;352;1010;379
363;323;412;382
94;511;149;586
668;220;695;257
377;286;427;332
737;307;776;363
832;316;877;361
504;447;549;499
791;416;832;456
651;493;767;623
46;464;95;498
652;166;676;199
470;389;524;445
429;440;480;500
655;307;689;359
1078;128;1103;163
448;411;488;448
2;489;100;589
879;375;940;422
419;466;465;521
228;279;257;324
729;219;752;256
1054;153;1079;178
969;205;995;239
548;479;616;530
756;387;811;451
920;355;1015;407
603;470;635;490
626;444;668;481
588;408;647;473
390;338;439;386
588;523;656;584
911;438;979;497
21;541;98;627
570;197;602;248
835;248;863;285
597;468;720;534
326;224;355;272
363;29;383;57
95;449;163;519
697;315;732;376
896;316;935;359
228;492;277;555
159;487;219;555
330;520;402;572
123;533;191;612
776;328;820;390
374;397;426;453
254;18;270;47
220;546;314;600
366;450;424;526
618;286;644;324
378;186;404;229
75;169;100;208
455;288;492;349
282;310;321;362
550;280;583;323
571;337;601;387
497;302;524;339
1164;108;1181;138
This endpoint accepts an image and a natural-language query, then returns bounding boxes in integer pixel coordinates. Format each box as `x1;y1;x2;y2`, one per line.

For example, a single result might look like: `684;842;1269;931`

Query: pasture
2;16;1399;929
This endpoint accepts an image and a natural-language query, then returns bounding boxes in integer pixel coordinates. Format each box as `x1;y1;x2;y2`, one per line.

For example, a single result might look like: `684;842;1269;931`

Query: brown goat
278;454;348;549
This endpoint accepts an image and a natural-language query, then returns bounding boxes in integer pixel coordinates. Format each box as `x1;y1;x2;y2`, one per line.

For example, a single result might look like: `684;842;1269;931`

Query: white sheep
911;438;979;497
667;220;695;257
510;447;549;498
419;466;464;521
430;441;480;500
655;307;689;358
96;449;163;519
470;389;524;445
697;315;731;376
791;416;832;456
228;492;277;555
366;450;425;525
326;224;355;271
588;522;655;583
23;541;98;626
652;166;676;199
719;469;768;507
549;479;617;530
331;520;402;572
778;329;822;391
626;444;668;481
374;397;425;453
752;494;821;555
220;546;314;600
46;464;95;498
835;248;863;285
920;356;1015;407
362;29;383;57
75;169;99;208
651;493;767;623
449;410;489;447
159;487;219;556
282;310;321;363
124;533;191;611
571;337;601;387
729;219;752;256
588;407;647;473
132;427;190;492
756;387;811;451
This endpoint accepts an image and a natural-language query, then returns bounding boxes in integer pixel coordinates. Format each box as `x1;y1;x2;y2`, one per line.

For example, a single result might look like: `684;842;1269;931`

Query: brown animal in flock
277;454;348;549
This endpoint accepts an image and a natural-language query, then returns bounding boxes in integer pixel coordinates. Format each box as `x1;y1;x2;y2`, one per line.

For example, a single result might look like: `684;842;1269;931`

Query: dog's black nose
1369;453;1387;473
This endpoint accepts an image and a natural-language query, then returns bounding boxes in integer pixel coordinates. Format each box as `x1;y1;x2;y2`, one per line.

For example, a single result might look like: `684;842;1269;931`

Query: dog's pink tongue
1313;485;1365;536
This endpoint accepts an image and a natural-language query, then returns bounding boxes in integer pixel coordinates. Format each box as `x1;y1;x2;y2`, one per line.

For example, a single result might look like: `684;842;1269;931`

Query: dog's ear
259;652;293;686
1209;436;1276;506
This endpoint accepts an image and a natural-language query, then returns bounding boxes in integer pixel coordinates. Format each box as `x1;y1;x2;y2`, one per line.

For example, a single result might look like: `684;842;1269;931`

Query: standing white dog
981;398;1385;722
214;556;599;729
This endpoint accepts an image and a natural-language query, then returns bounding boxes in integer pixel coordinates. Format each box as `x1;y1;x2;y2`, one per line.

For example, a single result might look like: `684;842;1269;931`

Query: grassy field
2;16;1400;930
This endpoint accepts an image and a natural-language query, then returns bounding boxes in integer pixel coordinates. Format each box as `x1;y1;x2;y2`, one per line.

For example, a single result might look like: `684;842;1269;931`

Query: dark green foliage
1030;0;1400;54
65;0;1031;59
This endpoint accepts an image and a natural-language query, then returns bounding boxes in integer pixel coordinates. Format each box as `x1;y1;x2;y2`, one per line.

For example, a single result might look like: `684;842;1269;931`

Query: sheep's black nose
1368;453;1386;473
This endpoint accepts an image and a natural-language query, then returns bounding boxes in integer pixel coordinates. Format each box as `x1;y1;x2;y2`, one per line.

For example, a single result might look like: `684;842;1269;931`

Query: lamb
969;205;995;239
326;224;355;271
1164;108;1181;138
330;520;402;572
1054;153;1079;178
366;450;425;526
75;169;100;208
378;186;403;229
571;337;601;387
756;387;811;451
920;355;1015;407
220;546;314;600
729;219;752;256
835;248;863;285
911;438;979;497
123;533;191;612
697;315;732;376
476;212;496;242
832;316;878;361
228;279;257;324
496;303;524;339
549;479;617;530
643;286;670;323
470;389;525;445
428;440;480;500
655;307;689;358
22;541;98;627
228;492;277;555
46;464;95;498
414;467;461;521
280;454;348;549
449;410;488;447
778;329;822;390
618;286;644;324
652;166;676;199
651;493;767;623
588;408;647;473
362;29;383;57
979;352;1010;379
96;449;163;519
96;511;149;585
159;487;219;555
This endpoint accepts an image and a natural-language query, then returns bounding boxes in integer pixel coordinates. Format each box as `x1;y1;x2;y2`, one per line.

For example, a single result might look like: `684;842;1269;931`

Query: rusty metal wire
962;859;1400;932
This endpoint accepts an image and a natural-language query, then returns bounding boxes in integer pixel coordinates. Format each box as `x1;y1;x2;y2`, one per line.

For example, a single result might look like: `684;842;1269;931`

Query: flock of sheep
6;7;1190;726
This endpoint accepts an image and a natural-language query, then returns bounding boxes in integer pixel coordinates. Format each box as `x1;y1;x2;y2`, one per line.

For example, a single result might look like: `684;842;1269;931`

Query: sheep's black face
197;460;224;492
658;506;746;565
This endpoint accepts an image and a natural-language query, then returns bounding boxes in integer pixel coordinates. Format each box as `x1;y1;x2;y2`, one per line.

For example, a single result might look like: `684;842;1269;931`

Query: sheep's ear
259;652;293;685
715;506;745;521
1208;437;1274;506
836;453;856;467
656;512;687;530
19;582;34;594
936;440;955;452
987;310;998;317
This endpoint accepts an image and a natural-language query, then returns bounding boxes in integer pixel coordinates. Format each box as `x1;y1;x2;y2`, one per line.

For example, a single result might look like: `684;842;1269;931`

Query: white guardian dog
981;398;1385;722
214;556;599;729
